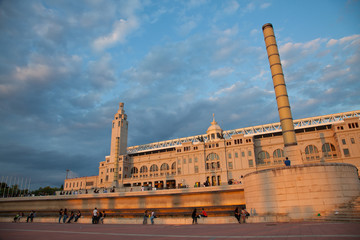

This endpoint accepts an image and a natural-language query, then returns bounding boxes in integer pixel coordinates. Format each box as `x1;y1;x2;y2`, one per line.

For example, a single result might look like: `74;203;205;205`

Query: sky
0;0;359;189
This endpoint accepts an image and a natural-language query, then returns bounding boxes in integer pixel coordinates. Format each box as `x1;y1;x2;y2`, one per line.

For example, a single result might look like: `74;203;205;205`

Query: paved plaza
0;221;360;240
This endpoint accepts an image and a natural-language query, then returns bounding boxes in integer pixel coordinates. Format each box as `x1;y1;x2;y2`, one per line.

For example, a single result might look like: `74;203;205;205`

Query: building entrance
166;180;176;189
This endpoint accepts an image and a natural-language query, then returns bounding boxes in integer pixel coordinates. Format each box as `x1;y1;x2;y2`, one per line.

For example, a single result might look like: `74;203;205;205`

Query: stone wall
244;163;360;221
0;185;245;224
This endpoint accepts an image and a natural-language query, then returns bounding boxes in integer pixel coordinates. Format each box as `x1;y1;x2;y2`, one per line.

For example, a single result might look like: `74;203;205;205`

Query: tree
31;186;62;196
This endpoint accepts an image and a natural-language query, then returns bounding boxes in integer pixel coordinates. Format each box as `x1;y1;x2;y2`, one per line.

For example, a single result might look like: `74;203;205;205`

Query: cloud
223;0;240;14
93;18;139;51
209;67;234;78
326;34;360;47
260;3;271;9
14;64;52;82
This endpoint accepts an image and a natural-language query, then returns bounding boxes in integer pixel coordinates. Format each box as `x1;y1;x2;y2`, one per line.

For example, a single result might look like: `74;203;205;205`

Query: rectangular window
183;159;186;164
178;159;181;164
248;160;254;167
235;152;238;158
229;162;233;169
195;157;198;163
248;151;252;156
189;158;192;163
86;181;94;186
194;166;199;173
343;149;350;157
241;152;245;157
178;168;181;174
342;139;346;145
228;153;232;159
351;138;355;144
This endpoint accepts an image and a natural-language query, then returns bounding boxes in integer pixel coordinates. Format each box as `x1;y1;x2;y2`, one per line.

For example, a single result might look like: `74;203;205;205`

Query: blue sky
0;0;359;189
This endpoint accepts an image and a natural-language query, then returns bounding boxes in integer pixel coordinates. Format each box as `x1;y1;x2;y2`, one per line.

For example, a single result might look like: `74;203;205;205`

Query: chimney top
262;23;273;31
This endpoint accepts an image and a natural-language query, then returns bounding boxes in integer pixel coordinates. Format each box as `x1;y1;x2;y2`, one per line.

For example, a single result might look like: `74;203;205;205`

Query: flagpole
3;176;8;198
22;178;27;196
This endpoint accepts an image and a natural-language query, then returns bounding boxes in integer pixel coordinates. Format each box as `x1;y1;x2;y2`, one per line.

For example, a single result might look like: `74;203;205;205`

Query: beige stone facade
64;104;360;192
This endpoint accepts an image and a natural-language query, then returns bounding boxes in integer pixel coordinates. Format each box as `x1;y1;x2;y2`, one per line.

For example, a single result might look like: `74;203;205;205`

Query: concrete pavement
1;221;360;240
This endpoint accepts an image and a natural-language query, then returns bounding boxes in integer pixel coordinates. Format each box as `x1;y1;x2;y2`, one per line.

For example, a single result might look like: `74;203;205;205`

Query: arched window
139;166;148;178
140;166;148;173
131;167;138;174
161;163;169;170
150;164;159;177
305;145;320;161
130;167;138;178
150;164;159;172
273;149;284;165
171;162;176;175
160;163;170;176
257;151;270;165
206;153;220;171
322;143;337;158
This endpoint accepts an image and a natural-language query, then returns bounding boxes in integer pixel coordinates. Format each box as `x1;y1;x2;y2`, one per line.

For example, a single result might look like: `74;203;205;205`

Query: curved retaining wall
0;185;244;224
244;163;360;221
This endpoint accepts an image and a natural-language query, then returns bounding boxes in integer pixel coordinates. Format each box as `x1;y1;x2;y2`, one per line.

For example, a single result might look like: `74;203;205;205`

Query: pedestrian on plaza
58;208;63;223
143;209;148;224
67;211;75;223
192;208;198;224
200;208;208;218
74;210;82;222
241;207;249;223
63;208;68;223
100;211;106;224
150;210;156;225
17;212;24;222
13;213;20;223
26;211;35;222
92;207;98;224
234;207;241;223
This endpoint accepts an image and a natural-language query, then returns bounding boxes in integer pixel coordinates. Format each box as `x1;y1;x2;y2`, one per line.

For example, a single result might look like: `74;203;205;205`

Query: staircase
314;196;360;222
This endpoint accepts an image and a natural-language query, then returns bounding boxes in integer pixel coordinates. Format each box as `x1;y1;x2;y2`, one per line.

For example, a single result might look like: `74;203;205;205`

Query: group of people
59;187;116;196
234;207;249;223
13;211;48;223
14;206;249;224
58;208;82;223
92;207;106;224
143;209;157;225
192;208;208;224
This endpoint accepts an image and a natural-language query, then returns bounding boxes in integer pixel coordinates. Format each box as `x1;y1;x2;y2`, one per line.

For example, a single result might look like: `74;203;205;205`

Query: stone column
262;23;297;147
262;23;301;164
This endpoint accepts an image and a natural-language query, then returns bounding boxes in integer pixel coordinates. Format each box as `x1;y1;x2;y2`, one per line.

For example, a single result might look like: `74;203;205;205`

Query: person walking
58;209;63;223
92;207;98;224
63;208;68;223
234;207;241;223
192;208;198;224
100;211;106;224
150;210;156;225
143;210;148;224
